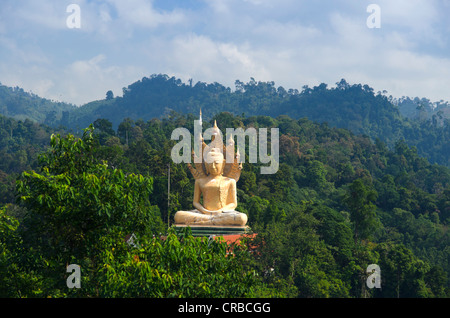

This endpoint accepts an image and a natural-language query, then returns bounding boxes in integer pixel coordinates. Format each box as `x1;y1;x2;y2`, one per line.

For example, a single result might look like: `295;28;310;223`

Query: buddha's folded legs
174;210;247;226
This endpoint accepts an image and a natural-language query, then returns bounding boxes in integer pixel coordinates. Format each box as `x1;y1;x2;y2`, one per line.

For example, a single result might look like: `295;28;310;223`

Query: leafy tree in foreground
87;228;261;297
0;206;41;297
14;126;164;295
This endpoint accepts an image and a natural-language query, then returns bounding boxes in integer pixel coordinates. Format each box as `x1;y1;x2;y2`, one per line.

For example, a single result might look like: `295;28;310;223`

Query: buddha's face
205;151;224;176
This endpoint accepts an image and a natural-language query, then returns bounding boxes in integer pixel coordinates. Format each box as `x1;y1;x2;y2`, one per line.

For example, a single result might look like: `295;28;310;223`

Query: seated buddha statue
173;122;247;226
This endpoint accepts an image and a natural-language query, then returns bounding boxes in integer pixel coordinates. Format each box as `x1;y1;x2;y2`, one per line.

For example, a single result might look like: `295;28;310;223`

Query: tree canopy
1;110;449;298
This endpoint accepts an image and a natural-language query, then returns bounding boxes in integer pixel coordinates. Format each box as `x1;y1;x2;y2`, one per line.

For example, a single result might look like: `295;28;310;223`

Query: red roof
213;233;257;246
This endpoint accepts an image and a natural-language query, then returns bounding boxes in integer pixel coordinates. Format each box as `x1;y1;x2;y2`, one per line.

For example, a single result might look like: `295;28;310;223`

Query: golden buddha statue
173;120;248;227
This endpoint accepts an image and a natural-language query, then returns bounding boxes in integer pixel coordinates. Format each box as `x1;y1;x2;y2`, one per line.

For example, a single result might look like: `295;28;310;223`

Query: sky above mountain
1;0;449;106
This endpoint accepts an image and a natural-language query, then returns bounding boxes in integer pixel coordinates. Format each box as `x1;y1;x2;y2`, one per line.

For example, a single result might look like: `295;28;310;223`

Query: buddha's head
205;148;225;176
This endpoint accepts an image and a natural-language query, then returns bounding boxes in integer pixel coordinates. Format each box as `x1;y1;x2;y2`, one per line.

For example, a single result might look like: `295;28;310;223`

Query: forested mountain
1;109;449;297
0;83;75;125
394;96;450;123
0;76;449;298
0;76;448;167
60;74;450;167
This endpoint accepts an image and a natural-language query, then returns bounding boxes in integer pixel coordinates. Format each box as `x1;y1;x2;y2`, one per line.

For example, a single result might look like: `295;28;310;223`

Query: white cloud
378;0;438;29
0;62;57;100
60;54;144;104
11;1;67;30
159;34;269;86
105;0;186;29
1;0;450;105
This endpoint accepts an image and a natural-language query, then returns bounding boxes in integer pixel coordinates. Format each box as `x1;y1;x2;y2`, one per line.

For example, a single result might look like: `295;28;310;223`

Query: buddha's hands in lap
194;202;236;215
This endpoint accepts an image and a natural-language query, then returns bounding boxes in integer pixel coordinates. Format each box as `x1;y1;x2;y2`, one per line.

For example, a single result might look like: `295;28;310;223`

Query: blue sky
1;0;449;105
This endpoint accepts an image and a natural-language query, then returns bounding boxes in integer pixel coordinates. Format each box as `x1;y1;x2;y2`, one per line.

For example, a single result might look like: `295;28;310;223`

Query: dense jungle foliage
1;106;449;297
58;75;450;167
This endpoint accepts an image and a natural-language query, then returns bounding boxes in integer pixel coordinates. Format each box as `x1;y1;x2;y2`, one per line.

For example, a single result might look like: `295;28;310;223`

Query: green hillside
62;74;450;167
0;83;75;125
1;110;449;297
